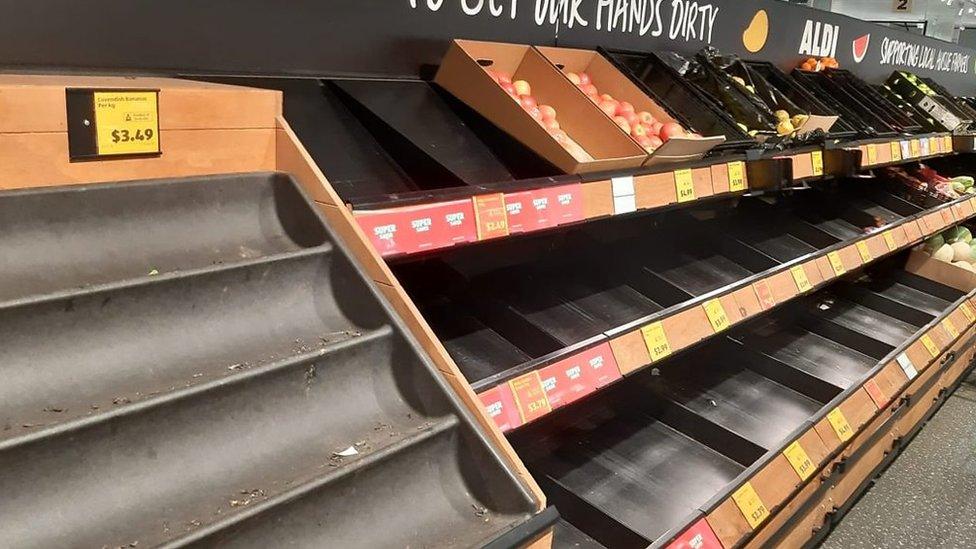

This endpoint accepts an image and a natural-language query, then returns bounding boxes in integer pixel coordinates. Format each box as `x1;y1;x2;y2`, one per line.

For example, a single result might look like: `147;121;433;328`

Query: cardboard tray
435;39;648;174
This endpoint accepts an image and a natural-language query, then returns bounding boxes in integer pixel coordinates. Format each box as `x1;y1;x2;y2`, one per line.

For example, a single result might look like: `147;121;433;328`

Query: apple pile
488;70;589;160
563;70;700;153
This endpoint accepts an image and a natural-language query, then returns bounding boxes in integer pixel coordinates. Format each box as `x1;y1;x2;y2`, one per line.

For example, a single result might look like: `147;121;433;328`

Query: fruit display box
920;76;976;126
600;47;758;153
874;84;946;134
886;71;966;132
434;39;647;174
533;46;724;167
791;69;901;138
821;69;922;134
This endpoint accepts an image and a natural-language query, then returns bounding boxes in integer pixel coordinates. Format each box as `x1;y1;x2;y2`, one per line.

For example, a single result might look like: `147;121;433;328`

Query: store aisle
820;370;976;548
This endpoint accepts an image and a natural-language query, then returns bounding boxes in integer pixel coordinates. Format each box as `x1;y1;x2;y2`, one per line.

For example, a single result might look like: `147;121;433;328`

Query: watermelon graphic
852;34;870;63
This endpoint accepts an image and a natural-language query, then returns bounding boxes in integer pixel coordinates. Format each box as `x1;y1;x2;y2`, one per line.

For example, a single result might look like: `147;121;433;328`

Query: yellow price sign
732;482;769;529
827;251;846;276
961;303;976;323
728;161;747;192
929;137;938;154
784;440;815;481
703;298;731;333
945;135;954;152
811;150;824;176
910;139;921;157
942;317;959;339
641;321;672;362
890;141;902;161
827;407;853;442
921;334;940;357
791;265;812;292
856;241;872;263
93;91;160;156
675;169;696;203
866;144;878;165
883;230;897;251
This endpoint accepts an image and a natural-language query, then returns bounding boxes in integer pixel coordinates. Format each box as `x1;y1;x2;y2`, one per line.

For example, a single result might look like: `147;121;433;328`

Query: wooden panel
275;116;547;509
838;388;878;437
609;329;651;375
768;270;801;303
789;152;814;179
663;306;715;350
731;285;763;321
905;338;937;374
889;225;910;248
0;74;281;132
837;245;862;272
813;416;843;455
874;361;909;404
903;220;924;242
634;171;675;209
746;478;831;549
797;427;832;468
692;166;715;199
752;455;803;510
815;256;836;284
0;128;276;189
830;412;896;505
801;259;825;288
711;162;731;194
706;498;753;549
863;234;887;259
581;180;613;218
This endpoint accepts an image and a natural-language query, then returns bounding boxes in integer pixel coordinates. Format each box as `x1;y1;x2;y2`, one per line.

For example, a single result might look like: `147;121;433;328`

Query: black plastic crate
791;69;899;138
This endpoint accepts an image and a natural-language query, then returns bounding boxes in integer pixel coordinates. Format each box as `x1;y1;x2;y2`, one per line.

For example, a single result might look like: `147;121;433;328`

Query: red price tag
509;372;551;424
478;385;523;433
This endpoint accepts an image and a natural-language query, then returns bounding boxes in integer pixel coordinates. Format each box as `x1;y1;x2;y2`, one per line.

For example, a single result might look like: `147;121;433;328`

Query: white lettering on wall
880;36;970;74
798;20;839;58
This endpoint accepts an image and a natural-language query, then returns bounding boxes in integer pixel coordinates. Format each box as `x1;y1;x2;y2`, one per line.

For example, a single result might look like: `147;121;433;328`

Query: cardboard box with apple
434;39;647;174
535;46;725;166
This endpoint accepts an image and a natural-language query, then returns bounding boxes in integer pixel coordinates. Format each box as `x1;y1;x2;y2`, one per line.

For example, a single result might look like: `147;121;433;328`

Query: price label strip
811;150;824;177
703;299;731;333
897;352;919;380
791;265;813;293
910;139;921;158
508;372;552;423
827;251;846;276
866;144;878;165
731;482;770;529
728;161;747;192
883;230;897;251
641;321;672;362
856;240;873;263
900;140;911;159
783;440;814;481
921;334;940;358
929;137;938;155
827;407;853;442
942;317;959;339
93;91;161;156
675;169;696;203
890;141;902;162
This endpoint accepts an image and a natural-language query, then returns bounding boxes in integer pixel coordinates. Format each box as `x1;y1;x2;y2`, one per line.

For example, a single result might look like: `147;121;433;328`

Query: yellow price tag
728;161;747;192
827;408;853;442
866;144;878;165
890;141;902;161
827;251;846;276
811;150;824;176
674;169;696;203
641;321;672;362
791;265;812;292
942;317;959;339
910;139;921;157
929;137;939;154
856;241;872;263
961;303;975;323
921;334;940;357
703;298;731;333
783;440;815;481
732;482;769;529
945;135;954;152
93;91;160;156
883;230;897;251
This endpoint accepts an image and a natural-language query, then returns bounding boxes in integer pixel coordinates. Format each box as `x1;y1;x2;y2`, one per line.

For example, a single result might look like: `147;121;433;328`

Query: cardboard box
435;40;647;174
534;45;724;167
905;249;976;292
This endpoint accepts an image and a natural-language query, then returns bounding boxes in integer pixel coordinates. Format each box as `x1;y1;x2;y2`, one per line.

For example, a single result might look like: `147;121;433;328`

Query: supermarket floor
819;369;976;548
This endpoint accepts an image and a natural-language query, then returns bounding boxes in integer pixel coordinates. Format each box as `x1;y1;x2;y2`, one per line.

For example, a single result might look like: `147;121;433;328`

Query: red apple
616;101;635;116
636;135;654;147
581;83;599;97
513;80;532;96
525;106;542;121
500;82;518;99
637;111;656;125
578;72;591;86
597;99;617;117
623;111;640;128
659;122;686;141
538;104;557;121
543;118;560;133
612;116;631;134
519;95;538;110
651;121;663;134
647;135;664;148
565;72;581;86
599;93;614;102
632;124;648;138
494;71;513;85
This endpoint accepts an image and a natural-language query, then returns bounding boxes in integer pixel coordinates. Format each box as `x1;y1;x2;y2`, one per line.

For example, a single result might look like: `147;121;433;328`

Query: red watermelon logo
852;34;870;63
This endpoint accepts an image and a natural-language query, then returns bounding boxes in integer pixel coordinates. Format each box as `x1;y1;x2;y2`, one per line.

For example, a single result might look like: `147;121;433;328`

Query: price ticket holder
66;88;161;160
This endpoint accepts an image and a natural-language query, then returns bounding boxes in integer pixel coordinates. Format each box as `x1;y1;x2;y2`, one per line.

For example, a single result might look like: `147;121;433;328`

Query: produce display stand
0;75;552;549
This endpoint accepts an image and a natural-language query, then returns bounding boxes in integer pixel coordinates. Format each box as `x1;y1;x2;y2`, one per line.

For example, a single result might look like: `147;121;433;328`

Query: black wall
1;0;975;93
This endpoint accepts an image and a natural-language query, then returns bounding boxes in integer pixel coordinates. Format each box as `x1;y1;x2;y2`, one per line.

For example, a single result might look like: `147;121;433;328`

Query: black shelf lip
350;174;579;211
476;192;972;424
